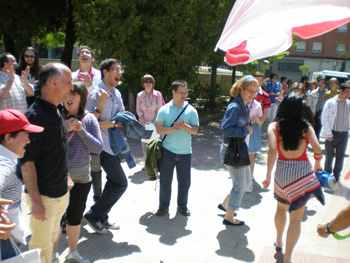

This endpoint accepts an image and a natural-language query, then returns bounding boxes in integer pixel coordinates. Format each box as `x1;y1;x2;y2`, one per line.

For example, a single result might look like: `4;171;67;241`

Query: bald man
20;63;74;263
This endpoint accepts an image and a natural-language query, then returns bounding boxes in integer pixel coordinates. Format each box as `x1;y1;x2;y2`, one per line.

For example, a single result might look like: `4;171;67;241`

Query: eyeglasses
79;51;92;56
18;133;30;139
176;91;189;96
24;55;35;58
144;81;153;84
245;88;258;95
109;67;124;73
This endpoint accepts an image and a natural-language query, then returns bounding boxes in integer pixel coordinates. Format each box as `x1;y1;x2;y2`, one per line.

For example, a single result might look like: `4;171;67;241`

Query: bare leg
249;153;255;179
275;202;289;248
284;205;306;263
224;208;240;224
52;227;63;254
67;224;81;252
221;195;229;209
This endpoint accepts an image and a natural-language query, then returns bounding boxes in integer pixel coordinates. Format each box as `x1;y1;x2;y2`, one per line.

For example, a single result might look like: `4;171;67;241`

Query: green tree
0;1;67;57
0;0;76;67
73;0;218;110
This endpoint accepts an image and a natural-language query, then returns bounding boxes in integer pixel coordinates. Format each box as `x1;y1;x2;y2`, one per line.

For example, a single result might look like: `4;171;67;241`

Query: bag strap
9;237;21;255
238;103;248;126
162;104;189;142
67;114;86;143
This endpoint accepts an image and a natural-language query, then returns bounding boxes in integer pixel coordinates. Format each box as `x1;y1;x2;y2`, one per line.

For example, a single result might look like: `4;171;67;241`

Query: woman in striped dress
52;81;103;263
262;92;325;263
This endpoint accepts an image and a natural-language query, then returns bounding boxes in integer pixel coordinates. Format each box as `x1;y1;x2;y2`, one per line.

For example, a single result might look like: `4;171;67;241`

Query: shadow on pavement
302;206;317;222
240;181;269;209
191;121;226;171
139;212;192;246
128;169;149;184
58;226;141;261
215;225;255;262
324;181;350;202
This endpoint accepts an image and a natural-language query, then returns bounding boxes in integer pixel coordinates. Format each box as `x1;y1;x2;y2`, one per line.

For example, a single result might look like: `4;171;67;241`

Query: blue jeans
85;151;128;223
220;145;251;210
159;147;192;211
1;239;18;260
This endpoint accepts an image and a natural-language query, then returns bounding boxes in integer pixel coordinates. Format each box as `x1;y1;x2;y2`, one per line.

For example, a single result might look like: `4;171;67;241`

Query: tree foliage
73;0;230;98
0;0;67;57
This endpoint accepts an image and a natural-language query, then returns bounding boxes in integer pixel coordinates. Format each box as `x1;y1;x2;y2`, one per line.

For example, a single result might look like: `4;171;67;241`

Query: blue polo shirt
156;100;199;154
267;81;282;103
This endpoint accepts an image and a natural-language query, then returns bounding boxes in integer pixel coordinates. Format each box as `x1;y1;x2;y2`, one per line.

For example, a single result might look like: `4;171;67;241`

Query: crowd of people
0;46;349;263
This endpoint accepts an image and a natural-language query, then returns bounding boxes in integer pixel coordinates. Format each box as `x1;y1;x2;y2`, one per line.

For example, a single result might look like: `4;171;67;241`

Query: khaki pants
26;192;69;263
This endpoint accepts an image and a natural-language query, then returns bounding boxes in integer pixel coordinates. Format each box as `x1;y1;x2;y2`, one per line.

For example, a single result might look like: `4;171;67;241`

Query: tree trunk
209;63;217;108
3;34;18;59
231;66;236;84
128;91;136;115
60;0;76;68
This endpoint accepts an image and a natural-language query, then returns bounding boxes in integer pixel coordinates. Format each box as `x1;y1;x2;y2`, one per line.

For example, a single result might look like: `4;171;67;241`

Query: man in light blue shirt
155;80;199;217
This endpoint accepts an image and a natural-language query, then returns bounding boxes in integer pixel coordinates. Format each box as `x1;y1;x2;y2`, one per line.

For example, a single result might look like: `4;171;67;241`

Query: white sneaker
66;252;90;263
246;184;253;193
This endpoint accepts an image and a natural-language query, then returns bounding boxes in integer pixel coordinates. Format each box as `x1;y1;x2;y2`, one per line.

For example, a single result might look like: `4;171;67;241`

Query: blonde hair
230;75;258;97
329;77;338;83
309;79;318;87
291;82;305;94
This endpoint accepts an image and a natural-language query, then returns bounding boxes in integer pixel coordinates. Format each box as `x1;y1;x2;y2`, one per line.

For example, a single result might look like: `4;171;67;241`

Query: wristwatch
93;107;101;114
324;223;334;234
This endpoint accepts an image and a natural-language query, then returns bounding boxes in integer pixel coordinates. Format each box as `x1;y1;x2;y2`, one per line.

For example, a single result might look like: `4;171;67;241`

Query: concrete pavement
26;120;350;262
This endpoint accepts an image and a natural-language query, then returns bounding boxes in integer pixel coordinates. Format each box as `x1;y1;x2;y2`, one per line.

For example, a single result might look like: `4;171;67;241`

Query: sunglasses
24;55;35;58
144;80;153;84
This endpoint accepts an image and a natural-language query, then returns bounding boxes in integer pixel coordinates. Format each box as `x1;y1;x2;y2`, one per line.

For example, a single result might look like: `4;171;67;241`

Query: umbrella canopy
215;0;350;66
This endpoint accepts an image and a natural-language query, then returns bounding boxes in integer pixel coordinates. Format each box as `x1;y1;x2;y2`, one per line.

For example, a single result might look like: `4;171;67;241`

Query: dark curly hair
19;47;41;79
275;92;309;151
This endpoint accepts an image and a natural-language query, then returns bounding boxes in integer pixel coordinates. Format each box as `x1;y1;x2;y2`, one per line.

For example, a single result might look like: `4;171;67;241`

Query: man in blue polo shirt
155;80;199;217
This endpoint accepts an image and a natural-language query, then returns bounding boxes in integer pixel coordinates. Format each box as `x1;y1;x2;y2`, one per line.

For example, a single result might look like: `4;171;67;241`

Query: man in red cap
0;108;43;260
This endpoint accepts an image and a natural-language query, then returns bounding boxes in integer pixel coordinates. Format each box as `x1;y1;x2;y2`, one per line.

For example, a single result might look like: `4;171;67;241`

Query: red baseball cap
0;109;44;134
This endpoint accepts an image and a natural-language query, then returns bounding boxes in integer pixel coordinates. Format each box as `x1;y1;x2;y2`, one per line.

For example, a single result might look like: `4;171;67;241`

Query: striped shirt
0;144;22;209
86;81;125;155
66;113;103;183
255;87;271;111
334;97;350;132
0;72;33;113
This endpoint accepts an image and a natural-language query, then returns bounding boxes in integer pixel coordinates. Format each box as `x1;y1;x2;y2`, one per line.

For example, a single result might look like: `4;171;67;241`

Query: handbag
315;170;337;190
223;104;251;167
2;238;41;263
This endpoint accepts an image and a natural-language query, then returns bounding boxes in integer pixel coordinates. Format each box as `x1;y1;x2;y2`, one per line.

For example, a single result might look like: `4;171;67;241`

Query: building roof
312;70;350;79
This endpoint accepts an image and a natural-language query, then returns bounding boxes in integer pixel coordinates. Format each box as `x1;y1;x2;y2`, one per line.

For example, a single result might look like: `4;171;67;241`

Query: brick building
270;23;350;82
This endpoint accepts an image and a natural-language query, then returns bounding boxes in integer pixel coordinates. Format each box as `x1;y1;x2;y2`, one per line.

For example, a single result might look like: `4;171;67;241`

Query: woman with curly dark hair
15;46;42;86
15;46;43;107
262;92;325;263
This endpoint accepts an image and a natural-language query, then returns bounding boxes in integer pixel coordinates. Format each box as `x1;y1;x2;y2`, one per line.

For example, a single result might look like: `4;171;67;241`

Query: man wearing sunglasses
0;53;34;113
72;46;101;93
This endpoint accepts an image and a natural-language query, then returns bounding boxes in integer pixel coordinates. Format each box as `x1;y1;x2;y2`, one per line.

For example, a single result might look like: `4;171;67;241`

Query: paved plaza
23;120;350;262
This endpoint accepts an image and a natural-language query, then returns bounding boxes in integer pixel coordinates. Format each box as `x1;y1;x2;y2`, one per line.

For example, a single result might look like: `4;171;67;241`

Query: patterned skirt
274;159;325;212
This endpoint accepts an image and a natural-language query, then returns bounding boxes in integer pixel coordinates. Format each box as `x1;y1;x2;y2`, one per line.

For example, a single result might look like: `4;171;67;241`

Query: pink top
136;89;163;122
248;99;263;118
